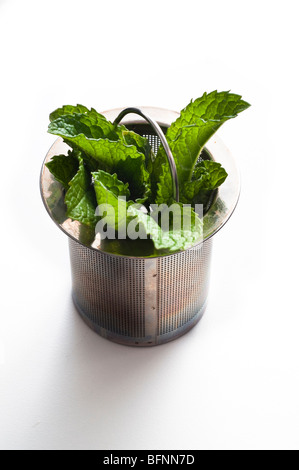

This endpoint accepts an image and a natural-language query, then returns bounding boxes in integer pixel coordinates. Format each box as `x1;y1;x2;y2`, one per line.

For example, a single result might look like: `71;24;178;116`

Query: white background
0;0;298;450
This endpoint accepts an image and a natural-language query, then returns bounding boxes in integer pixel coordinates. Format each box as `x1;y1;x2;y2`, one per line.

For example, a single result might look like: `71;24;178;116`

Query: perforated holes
157;241;213;335
144;134;160;155
69;240;146;338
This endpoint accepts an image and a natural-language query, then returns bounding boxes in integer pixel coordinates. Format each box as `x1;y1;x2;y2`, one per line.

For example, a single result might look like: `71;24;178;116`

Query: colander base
73;292;207;347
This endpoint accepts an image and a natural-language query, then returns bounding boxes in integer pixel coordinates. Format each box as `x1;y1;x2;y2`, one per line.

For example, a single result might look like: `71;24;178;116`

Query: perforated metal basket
40;107;240;346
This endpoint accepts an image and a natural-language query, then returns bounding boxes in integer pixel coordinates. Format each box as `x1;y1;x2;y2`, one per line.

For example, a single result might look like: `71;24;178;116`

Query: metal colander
40;106;240;346
69;235;212;345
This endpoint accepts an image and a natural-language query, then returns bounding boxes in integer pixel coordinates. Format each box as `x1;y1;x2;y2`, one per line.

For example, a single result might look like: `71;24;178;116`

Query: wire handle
113;107;179;202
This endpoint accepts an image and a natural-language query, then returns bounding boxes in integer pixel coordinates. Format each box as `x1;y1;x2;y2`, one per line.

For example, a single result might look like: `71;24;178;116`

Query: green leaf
152;91;250;202
183;160;228;201
155;162;174;205
49;106;151;161
49;111;119;142
135;181;151;206
92;170;129;234
94;140;149;201
120;129;152;164
128;203;203;252
45;150;79;189
47;93;249;255
93;170;130;198
167;90;250;145
48;112;150;201
92;170;203;253
65;157;97;227
50;104;90;122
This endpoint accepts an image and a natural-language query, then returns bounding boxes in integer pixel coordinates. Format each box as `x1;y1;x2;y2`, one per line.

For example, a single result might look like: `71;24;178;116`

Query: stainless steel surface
40;106;240;256
113;107;179;202
41;106;240;346
69;237;212;346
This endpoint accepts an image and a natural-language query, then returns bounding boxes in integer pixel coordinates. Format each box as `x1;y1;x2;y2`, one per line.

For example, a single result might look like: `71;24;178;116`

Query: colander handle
113;107;179;202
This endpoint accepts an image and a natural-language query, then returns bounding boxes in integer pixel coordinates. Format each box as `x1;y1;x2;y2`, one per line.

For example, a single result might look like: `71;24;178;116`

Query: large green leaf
49;106;151;160
87;139;150;200
48;112;150;200
152;91;250;203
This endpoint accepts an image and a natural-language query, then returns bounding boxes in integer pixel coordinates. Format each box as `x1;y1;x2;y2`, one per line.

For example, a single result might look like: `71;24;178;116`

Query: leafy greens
46;91;250;254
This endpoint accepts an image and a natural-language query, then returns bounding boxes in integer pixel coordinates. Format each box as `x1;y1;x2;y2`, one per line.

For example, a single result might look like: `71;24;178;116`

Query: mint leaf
192;159;228;186
49;107;151;161
65;157;97;227
49;104;89;122
93;170;130;198
50;129;149;200
183;160;228;201
47;92;249;255
167;90;250;144
93;170;130;234
89;139;148;200
45;150;79;189
49;111;119;142
128;204;203;252
152;91;250;202
121;129;152;164
92;170;203;253
155;162;174;205
48;112;150;201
